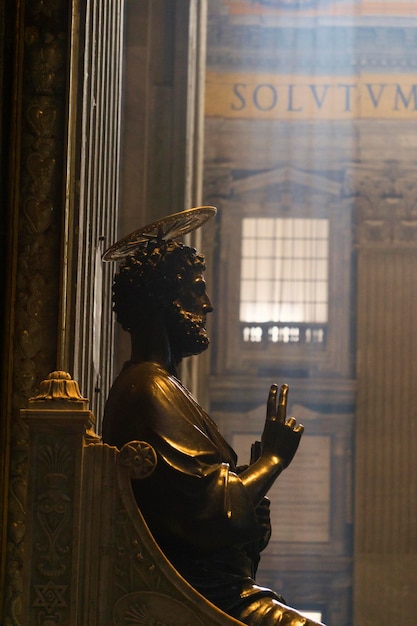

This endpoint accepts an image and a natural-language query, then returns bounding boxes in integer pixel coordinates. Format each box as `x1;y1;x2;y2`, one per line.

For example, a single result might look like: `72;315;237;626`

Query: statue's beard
168;302;210;358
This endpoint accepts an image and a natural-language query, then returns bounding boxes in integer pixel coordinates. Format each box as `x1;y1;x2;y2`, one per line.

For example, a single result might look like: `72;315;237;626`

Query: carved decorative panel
344;163;417;248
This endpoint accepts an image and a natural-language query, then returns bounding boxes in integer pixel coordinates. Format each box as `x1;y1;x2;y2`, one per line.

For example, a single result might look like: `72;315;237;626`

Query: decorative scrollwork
33;579;68;614
118;442;157;480
34;442;72;578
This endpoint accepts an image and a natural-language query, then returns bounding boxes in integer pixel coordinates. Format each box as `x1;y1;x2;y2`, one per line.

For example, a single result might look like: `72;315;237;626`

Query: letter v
366;84;386;108
310;85;330;108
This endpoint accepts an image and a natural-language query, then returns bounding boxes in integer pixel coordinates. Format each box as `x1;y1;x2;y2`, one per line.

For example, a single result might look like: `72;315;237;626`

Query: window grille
240;217;329;344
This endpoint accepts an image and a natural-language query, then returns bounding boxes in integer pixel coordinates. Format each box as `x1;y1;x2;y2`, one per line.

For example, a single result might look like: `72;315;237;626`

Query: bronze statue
102;208;325;626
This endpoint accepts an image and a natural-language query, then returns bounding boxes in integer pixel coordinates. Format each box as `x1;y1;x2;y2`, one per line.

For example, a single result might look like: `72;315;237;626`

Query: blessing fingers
286;416;304;434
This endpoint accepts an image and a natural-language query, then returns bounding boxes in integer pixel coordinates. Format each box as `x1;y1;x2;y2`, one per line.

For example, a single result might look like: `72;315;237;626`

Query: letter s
231;83;247;111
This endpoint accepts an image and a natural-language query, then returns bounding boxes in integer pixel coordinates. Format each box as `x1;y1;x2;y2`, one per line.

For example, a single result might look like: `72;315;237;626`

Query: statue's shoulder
110;361;181;403
103;361;182;445
119;360;172;383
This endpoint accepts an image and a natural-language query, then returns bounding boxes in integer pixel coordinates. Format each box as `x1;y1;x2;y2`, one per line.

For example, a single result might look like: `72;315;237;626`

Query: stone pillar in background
351;163;417;625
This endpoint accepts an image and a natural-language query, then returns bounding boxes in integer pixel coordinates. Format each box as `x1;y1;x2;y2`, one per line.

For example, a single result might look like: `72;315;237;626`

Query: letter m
394;85;417;111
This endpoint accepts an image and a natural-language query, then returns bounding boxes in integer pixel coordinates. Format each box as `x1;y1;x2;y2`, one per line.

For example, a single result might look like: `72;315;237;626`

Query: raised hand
240;383;305;505
261;383;304;469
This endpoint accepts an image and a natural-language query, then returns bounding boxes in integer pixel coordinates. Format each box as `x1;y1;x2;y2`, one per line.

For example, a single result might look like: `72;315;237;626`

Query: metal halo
102;206;217;262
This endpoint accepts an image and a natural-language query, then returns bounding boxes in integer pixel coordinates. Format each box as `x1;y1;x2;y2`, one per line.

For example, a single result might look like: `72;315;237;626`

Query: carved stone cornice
206;18;417;75
344;162;417;247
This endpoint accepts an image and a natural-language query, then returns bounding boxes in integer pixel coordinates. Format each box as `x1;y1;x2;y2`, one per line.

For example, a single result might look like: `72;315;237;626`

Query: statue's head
112;240;213;357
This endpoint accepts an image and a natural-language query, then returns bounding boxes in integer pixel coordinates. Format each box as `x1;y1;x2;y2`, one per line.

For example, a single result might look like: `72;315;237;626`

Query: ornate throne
20;371;244;626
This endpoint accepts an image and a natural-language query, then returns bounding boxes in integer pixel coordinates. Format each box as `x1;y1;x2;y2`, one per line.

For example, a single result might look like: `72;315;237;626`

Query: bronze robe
103;361;284;620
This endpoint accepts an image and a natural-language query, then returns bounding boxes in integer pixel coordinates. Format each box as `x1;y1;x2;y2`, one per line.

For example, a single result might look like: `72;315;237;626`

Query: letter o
253;84;277;111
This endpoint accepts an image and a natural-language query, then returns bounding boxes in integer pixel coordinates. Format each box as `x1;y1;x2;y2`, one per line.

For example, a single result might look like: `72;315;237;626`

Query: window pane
256;238;275;257
256;280;273;301
242;238;256;257
241;258;257;279
314;303;328;323
241;279;256;301
257;258;275;279
257;218;275;237
242;218;256;237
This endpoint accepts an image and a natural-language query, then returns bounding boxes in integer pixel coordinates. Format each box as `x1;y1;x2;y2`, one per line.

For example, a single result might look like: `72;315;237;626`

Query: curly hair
112;240;206;331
